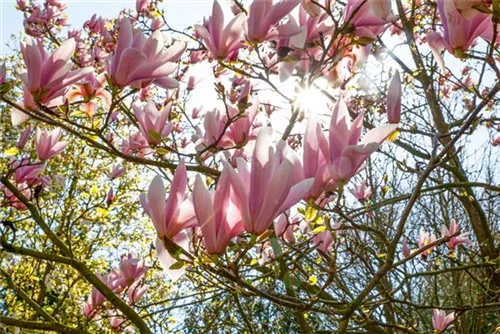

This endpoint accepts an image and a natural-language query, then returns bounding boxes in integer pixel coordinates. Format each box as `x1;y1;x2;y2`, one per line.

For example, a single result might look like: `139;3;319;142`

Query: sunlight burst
295;85;330;113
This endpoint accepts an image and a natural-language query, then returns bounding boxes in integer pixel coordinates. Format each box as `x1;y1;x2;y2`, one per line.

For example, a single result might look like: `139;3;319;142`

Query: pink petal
147;175;167;237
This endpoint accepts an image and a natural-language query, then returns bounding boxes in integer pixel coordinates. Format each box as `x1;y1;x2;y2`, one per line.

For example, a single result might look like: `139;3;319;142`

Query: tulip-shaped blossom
133;101;173;146
418;228;436;259
136;0;150;14
274;212;299;244
226;101;259;146
106;187;114;205
128;281;148;305
120;132;151;158
343;0;397;40
108;18;186;89
195;102;259;151
108;312;133;332
350;180;372;201
427;0;494;70
83;272;122;319
65;72;111;117
402;237;411;257
321;97;398;184
0;63;6;85
35;128;68;161
290;4;334;49
432;309;455;332
303;114;332;199
17;126;32;149
118;254;148;286
141;163;195;280
193;168;245;254
314;230;334;255
108;163;126;180
228;128;314;234
140;160;197;240
441;219;472;251
12;158;45;184
303;0;335;16
387;71;401;124
245;0;301;43
194;0;245;60
20;38;92;105
2;183;32;211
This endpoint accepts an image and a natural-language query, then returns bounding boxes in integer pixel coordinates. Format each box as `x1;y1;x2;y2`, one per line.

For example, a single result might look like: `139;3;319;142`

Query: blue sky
0;0;215;55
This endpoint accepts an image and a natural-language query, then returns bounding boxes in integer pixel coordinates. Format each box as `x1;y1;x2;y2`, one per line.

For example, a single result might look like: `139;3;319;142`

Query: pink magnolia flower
0;62;6;85
350;180;372;201
194;103;259;151
192;106;204;119
321;97;398;184
257;241;274;265
12;158;45;184
226;102;259;146
140;160;197;240
84;14;106;35
314;230;334;255
274;212;299;244
227;128;314;235
17;126;32;150
402;237;411;257
151;18;165;31
303;114;332;199
118;254;148;285
120;132;151;157
108;18;186;89
194;0;245;60
427;0;494;70
128;281;148;305
193;167;245;254
10;84;38;127
83;272;122;319
344;0;397;40
34;128;68;161
108;311;134;332
136;0;150;14
245;0;301;43
155;231;191;281
185;75;202;91
3;183;32;211
441;219;472;251
432;309;455;332
65;72;111;117
133;101;173;146
387;71;402;124
108;163;126;180
418;228;436;259
20;38;92;105
302;0;333;17
106;187;114;205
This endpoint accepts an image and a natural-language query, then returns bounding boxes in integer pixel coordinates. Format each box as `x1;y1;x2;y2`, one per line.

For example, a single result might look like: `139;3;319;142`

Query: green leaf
156;147;170;155
148;130;162;142
169;261;185;270
311;226;326;234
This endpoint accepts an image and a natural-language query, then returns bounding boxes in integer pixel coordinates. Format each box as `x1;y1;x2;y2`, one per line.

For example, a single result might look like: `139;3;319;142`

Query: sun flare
294;84;331;113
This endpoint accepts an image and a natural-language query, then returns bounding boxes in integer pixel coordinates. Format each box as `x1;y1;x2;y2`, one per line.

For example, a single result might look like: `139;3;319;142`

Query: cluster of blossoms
1;127;67;210
83;254;148;328
402;219;472;260
17;0;68;37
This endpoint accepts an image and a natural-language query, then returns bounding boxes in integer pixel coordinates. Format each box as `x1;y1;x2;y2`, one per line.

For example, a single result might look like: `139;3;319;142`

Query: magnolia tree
0;0;499;333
